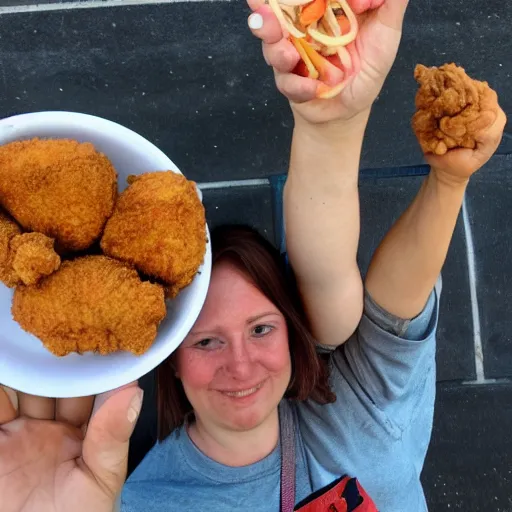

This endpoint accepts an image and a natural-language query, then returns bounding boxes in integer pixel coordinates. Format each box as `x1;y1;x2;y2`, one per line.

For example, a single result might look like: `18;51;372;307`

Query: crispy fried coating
412;63;498;155
0;138;117;252
0;210;22;287
1;210;61;287
100;171;207;298
12;255;166;357
10;233;61;286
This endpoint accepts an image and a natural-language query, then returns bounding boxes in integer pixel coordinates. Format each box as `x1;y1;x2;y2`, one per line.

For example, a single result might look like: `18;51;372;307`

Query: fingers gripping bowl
0;112;212;398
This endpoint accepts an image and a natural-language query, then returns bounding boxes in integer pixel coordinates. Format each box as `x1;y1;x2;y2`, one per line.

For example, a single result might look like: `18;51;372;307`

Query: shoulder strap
279;402;296;512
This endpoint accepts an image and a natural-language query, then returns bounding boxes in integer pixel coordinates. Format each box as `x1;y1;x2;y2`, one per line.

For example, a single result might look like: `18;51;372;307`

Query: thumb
376;0;410;31
0;386;17;424
473;107;507;160
82;386;143;499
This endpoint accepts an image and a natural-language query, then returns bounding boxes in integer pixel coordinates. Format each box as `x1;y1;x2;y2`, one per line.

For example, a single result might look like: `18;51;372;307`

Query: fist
412;63;507;183
426;106;507;184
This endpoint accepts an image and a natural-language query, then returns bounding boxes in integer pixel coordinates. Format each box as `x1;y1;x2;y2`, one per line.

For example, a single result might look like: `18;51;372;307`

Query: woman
0;0;506;511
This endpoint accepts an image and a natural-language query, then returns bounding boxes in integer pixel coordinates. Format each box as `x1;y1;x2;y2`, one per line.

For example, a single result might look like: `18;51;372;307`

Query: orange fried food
0;211;60;287
12;255;166;357
412;63;499;156
10;233;61;286
0;138;117;252
100;171;207;298
0;210;22;287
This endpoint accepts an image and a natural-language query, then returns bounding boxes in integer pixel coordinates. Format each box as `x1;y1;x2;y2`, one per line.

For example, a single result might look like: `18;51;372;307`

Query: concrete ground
1;0;511;509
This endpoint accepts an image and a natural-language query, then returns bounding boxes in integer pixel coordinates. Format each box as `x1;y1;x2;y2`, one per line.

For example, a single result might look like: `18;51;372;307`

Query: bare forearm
284;111;369;344
365;171;467;319
285;122;364;282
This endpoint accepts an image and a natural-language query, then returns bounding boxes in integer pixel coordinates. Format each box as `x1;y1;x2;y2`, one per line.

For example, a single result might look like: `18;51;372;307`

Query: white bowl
0;111;211;398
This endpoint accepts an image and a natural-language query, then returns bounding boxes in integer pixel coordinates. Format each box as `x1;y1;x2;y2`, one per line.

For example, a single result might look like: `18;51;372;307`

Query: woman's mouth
220;382;264;398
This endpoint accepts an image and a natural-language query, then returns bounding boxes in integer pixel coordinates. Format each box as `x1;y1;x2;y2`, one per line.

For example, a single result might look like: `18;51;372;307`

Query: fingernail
127;389;143;424
248;13;264;30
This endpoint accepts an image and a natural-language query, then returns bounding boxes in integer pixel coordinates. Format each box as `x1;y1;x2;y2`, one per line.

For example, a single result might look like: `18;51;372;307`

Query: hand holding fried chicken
412;63;507;184
0;384;141;512
412;63;502;157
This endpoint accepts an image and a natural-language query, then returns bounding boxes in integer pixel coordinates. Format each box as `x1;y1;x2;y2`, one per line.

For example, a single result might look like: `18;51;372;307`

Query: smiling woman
0;0;506;511
156;225;335;442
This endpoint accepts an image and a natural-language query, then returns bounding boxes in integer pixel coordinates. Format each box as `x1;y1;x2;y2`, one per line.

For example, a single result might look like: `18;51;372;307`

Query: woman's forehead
193;261;278;326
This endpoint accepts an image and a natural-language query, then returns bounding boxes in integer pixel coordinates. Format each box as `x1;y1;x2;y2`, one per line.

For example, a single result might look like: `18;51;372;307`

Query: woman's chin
225;408;270;432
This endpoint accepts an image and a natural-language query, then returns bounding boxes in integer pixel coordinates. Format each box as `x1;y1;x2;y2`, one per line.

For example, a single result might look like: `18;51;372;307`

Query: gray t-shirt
121;284;439;512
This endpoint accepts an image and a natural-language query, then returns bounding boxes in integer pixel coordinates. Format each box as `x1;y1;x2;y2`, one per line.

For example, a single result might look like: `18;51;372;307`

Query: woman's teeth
223;384;262;397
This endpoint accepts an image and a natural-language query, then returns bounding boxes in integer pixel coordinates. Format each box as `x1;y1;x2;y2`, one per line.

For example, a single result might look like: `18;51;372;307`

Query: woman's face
176;259;292;432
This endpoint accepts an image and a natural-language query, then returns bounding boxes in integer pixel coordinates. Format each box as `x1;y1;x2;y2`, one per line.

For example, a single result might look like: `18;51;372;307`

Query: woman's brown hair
157;225;336;441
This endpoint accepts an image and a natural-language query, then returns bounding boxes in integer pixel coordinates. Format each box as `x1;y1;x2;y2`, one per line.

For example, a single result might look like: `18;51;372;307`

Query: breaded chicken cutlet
0;210;60;287
100;171;207;298
412;63;499;156
0;138;117;252
12;255;167;357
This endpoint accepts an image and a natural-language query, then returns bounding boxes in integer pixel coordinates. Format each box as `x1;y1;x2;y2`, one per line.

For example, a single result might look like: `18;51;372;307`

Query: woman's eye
252;325;274;337
194;338;220;349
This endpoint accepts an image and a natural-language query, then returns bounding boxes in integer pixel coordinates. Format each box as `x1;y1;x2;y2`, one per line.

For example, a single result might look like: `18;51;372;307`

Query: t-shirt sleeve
330;277;441;429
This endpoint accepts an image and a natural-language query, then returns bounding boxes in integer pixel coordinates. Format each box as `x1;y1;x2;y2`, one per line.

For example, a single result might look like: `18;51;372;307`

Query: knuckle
266;43;296;72
275;79;287;96
267;47;284;70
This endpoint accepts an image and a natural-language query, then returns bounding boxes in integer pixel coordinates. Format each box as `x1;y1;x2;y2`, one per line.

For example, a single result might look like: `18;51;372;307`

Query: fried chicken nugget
12;255;166;357
10;233;61;286
412;63;499;156
0;211;60;287
100;171;207;298
0;210;22;287
0;138;117;252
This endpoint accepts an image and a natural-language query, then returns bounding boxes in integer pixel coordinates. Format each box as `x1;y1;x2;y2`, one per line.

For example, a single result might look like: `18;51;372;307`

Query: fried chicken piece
12;255;166;357
100;171;207;298
0;211;60;287
0;138;117;252
10;233;61;286
0;210;22;287
412;63;499;155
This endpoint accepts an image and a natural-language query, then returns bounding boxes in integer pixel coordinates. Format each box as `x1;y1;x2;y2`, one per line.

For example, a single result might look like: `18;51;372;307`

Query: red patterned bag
294;475;378;512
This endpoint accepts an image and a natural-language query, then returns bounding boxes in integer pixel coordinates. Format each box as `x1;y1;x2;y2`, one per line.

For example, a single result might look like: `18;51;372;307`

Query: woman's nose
225;341;253;379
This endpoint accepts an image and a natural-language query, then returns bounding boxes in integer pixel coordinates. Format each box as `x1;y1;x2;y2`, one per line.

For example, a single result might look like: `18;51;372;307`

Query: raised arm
284;114;366;345
365;106;507;319
247;0;410;346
